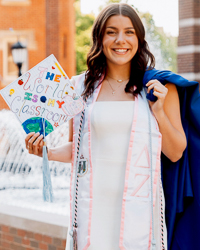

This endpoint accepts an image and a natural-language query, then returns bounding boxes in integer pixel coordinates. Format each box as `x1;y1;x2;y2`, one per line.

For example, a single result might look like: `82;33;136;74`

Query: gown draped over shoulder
66;101;167;250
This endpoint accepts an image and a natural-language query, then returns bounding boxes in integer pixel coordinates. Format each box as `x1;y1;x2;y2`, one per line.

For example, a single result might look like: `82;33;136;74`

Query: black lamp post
11;41;27;77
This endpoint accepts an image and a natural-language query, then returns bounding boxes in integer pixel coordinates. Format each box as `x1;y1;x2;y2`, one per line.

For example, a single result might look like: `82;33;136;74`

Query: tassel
73;229;78;250
69;229;78;250
42;139;53;202
151;239;156;250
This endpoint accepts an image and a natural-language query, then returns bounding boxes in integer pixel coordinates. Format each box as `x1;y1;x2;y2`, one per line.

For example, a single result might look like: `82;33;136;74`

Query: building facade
178;0;200;83
0;0;76;109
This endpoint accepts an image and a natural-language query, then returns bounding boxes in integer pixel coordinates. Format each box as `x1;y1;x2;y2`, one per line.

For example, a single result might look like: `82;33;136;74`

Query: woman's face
102;15;138;68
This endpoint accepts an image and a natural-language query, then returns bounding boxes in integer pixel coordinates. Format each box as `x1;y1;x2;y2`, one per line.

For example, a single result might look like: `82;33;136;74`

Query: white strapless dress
66;101;167;250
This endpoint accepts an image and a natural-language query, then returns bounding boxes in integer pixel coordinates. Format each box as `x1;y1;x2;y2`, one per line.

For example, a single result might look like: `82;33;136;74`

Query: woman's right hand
25;132;44;157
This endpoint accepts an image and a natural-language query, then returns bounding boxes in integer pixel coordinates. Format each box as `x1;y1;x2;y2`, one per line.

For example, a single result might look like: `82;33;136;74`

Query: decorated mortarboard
0;54;85;136
0;54;86;202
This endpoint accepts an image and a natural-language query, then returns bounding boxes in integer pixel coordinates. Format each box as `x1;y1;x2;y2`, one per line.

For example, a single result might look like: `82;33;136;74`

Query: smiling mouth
113;49;129;53
112;49;130;55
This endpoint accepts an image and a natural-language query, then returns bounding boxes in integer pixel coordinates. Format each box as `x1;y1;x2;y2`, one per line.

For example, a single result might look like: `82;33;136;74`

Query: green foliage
75;0;95;74
105;0;121;3
154;28;177;72
140;12;177;72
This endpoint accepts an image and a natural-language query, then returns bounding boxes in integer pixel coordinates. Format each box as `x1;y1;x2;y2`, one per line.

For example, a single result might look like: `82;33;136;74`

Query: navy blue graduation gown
143;69;200;250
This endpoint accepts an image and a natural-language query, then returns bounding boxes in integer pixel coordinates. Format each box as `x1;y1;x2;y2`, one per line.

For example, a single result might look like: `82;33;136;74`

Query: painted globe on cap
22;117;53;136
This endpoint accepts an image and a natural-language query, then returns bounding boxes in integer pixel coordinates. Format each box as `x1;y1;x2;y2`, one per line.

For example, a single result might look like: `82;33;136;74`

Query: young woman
25;3;187;250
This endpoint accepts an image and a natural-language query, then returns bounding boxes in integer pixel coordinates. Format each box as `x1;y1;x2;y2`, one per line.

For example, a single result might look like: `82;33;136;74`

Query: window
1;0;31;6
2;37;28;86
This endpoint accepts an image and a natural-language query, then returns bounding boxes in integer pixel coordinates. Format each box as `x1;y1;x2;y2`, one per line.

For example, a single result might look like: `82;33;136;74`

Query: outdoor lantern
11;41;27;77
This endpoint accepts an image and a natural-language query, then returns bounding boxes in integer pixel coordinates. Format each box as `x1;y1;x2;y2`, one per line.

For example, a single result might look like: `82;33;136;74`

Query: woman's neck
106;62;131;80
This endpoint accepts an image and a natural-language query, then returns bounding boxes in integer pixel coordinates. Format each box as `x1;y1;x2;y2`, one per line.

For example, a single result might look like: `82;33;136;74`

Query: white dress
66;101;167;250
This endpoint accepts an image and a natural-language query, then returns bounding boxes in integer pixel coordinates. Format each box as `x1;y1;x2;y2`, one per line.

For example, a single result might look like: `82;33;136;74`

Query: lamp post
11;41;27;77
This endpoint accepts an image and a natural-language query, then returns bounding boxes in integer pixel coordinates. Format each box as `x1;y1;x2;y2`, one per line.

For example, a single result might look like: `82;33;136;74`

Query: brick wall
0;204;68;250
178;26;200;46
0;0;76;110
178;0;200;82
0;224;66;250
46;0;59;59
58;0;76;78
179;0;200;19
177;53;200;73
0;0;46;71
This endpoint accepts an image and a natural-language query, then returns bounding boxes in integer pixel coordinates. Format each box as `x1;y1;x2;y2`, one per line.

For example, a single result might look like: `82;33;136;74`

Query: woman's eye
126;30;134;34
107;31;116;35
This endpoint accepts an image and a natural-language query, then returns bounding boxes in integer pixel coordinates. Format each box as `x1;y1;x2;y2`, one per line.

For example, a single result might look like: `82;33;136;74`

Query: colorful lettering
45;85;52;94
46;110;53;120
52;113;59;122
32;95;38;103
61;84;67;98
36;84;44;93
35;106;41;116
59;114;67;122
24;74;38;92
24;92;32;101
54;75;61;82
19;100;26;116
38;67;48;78
41;107;46;116
29;105;35;115
57;90;63;98
56;100;65;108
46;72;55;81
23;72;31;91
22;105;29;113
53;83;59;97
10;96;21;113
48;98;55;107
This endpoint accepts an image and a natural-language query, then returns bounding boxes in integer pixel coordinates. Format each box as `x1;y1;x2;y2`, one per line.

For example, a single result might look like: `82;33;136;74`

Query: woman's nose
115;32;125;44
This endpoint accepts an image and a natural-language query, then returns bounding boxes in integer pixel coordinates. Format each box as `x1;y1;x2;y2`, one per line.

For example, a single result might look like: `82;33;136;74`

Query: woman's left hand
146;80;168;116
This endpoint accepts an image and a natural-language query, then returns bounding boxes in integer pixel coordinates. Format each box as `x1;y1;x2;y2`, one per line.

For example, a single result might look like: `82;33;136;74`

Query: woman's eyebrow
105;26;135;30
105;26;117;29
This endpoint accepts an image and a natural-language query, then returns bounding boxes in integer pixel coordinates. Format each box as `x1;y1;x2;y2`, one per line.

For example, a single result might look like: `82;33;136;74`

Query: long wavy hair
82;3;155;98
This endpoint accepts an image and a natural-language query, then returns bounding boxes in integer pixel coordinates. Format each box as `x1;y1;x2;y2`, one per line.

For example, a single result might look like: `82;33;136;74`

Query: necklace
106;78;127;95
107;74;129;83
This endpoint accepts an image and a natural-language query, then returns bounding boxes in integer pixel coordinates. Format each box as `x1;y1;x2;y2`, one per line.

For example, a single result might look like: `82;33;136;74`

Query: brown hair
82;3;155;98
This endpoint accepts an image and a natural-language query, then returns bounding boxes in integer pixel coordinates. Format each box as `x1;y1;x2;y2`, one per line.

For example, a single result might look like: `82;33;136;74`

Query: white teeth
114;49;128;52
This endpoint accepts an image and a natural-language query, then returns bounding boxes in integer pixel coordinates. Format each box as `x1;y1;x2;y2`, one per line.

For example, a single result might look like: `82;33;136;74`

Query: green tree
75;0;95;74
140;12;177;72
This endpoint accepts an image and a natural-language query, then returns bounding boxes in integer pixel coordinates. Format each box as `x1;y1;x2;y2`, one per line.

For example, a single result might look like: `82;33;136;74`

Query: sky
80;0;179;37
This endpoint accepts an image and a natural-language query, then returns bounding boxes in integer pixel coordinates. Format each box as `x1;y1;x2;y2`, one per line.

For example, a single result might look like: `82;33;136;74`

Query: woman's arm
25;119;74;163
146;81;187;162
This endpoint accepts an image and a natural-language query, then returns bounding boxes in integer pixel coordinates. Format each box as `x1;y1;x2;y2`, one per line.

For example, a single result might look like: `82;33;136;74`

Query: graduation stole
69;73;163;250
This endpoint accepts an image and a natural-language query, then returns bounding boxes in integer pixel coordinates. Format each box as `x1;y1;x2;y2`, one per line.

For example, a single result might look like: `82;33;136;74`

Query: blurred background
0;0;199;249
